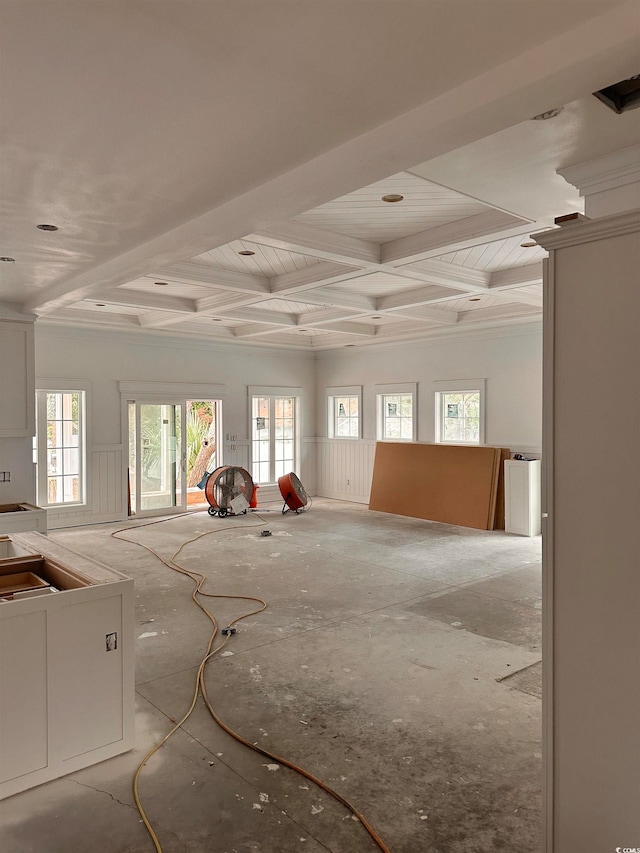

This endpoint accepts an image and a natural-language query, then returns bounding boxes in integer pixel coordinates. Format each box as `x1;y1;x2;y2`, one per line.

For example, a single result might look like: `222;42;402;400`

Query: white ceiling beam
496;287;543;308
137;310;200;328
285;286;376;313
311;321;376;337
387;304;460;325
38;307;142;328
268;260;362;295
376;285;466;312
489;262;544;290
195;291;273;314
96;288;197;314
156;262;270;294
394;257;490;289
457;303;541;325
296;306;357;325
213;307;297;328
381;210;530;265
232;323;292;339
246;220;380;266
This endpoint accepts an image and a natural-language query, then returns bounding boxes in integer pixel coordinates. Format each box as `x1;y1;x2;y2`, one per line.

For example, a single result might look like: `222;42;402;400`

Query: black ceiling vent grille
593;76;640;114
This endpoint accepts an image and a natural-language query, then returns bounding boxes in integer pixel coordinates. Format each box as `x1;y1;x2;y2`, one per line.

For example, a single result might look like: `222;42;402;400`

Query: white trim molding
433;378;486;445
118;380;228;400
326;385;362;440
558;144;640;219
375;382;418;442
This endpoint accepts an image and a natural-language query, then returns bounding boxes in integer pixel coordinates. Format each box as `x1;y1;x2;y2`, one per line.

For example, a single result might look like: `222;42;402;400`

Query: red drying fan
205;466;255;517
278;472;310;514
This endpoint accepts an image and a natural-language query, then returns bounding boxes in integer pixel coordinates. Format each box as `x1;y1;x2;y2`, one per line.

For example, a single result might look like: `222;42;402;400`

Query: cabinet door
0;320;35;437
0;610;49;782
49;592;125;761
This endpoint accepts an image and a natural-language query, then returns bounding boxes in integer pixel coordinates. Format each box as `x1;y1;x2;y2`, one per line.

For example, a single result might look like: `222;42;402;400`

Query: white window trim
248;386;302;484
35;378;91;509
434;378;486;445
375;382;417;442
118;380;227;402
327;385;362;439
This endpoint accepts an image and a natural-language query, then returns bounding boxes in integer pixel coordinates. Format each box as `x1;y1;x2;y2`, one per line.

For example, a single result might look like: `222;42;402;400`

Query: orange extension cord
110;512;392;853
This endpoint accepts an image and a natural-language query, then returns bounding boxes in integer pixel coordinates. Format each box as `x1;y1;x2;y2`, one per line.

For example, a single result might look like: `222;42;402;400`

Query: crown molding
559;143;640;197
533;208;640;250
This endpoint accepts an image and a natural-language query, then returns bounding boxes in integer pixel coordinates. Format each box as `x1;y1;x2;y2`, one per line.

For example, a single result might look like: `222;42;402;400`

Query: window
435;379;485;445
376;383;417;442
35;387;86;506
328;386;361;439
250;388;300;484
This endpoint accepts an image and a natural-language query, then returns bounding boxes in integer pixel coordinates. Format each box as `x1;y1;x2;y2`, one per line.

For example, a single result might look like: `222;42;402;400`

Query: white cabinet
0;318;35;437
504;459;541;536
0;533;134;799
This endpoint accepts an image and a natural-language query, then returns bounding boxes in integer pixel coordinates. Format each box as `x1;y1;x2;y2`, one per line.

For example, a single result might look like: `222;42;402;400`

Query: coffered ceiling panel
194;242;323;277
435;234;548;271
294;172;488;243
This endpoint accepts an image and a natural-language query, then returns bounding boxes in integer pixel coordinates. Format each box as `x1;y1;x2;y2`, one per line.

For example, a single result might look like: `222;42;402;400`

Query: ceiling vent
593;76;640;114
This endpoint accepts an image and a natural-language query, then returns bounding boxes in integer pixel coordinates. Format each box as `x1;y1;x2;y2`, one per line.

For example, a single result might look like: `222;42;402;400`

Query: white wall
314;322;542;502
31;321;542;524
35;325;316;527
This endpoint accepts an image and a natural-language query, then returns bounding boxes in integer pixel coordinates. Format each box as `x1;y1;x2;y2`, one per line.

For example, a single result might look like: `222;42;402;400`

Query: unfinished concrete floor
0;499;542;853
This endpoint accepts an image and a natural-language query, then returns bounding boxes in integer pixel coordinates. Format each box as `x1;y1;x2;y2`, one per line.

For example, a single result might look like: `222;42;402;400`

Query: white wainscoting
301;436;316;496
46;445;125;529
315;438;377;504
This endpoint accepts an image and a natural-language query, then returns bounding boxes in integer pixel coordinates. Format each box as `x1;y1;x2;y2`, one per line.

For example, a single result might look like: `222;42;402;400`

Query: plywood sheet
369;442;506;530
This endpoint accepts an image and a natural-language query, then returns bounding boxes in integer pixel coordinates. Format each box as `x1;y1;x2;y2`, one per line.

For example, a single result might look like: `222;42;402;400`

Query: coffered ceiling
1;1;639;349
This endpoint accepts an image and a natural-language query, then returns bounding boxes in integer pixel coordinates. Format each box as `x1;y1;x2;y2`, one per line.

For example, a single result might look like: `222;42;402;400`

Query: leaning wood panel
493;448;511;530
368;442;504;530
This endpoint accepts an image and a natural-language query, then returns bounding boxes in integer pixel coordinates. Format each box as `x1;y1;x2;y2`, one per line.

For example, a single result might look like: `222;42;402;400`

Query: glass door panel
185;400;220;507
137;403;182;513
127;398;221;517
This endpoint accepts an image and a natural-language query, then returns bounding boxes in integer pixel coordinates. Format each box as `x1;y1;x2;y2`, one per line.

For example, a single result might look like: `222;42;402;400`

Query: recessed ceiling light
0;256;16;263
154;281;169;286
532;107;563;120
95;303;106;307
238;249;255;256
520;240;537;248
37;224;58;232
469;297;481;302
381;194;404;203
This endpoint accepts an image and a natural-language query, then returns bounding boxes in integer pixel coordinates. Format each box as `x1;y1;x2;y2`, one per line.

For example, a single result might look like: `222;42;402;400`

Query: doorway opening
127;399;221;516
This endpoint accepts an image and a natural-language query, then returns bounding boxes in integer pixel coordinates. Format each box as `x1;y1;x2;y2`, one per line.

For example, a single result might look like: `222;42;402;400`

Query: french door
127;399;220;516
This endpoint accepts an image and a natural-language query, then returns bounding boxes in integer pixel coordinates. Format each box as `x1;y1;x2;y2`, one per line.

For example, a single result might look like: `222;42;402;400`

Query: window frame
249;386;302;485
375;382;417;442
35;380;90;508
434;378;486;445
327;385;362;440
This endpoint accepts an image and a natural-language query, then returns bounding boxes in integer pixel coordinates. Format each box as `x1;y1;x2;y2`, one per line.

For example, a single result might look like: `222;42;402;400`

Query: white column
537;143;640;852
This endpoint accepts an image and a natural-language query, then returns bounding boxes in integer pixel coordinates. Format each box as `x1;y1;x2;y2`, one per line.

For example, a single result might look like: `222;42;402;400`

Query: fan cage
205;466;254;511
278;471;309;513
